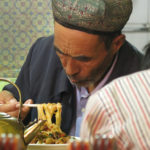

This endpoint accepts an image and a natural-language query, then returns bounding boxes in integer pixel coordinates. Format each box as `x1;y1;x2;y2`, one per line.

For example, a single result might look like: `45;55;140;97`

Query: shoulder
111;40;144;77
119;40;143;60
113;69;149;83
102;69;150;97
28;35;58;63
35;35;54;45
31;35;54;53
25;34;62;74
92;69;150;100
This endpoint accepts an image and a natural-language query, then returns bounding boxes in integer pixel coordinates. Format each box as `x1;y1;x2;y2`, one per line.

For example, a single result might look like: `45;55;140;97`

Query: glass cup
0;134;23;150
67;134;117;150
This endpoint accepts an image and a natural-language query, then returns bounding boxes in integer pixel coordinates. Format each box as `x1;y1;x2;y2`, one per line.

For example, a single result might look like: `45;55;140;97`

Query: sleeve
3;38;42;102
80;82;134;150
80;93;110;140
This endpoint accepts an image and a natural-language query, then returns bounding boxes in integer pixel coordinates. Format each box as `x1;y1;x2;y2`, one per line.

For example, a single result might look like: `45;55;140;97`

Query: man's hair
141;43;150;70
98;31;121;50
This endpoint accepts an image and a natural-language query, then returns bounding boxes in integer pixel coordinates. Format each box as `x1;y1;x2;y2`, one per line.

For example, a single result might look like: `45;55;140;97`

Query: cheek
77;62;96;76
81;54;108;75
57;54;81;70
83;58;103;71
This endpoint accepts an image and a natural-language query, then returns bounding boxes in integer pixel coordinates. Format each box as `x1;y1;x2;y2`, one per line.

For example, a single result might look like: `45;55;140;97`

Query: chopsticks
22;104;39;107
0;104;39;108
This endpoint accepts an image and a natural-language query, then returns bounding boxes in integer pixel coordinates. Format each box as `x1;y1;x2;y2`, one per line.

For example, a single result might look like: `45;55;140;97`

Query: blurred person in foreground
0;0;143;136
80;43;150;150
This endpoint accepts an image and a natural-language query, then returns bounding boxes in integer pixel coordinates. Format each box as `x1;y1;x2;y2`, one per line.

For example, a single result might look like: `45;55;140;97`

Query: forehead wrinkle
62;39;72;55
57;39;87;57
54;23;103;57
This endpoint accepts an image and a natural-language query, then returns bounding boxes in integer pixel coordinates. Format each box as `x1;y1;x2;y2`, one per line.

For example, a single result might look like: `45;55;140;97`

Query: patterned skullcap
52;0;132;32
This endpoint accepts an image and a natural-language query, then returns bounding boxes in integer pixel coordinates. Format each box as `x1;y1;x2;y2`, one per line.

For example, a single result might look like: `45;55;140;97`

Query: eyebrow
54;46;92;61
54;46;67;56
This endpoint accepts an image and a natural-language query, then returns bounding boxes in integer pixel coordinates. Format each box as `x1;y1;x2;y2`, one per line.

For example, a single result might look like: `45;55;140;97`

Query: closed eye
73;56;91;62
54;46;92;62
54;46;65;55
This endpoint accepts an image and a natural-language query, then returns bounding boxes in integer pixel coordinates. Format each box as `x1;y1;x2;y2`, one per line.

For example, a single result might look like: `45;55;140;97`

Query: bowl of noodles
27;143;68;150
27;103;79;150
27;136;79;150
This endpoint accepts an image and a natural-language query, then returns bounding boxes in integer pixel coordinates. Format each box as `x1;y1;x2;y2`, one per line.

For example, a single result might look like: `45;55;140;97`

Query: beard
68;67;104;87
68;52;115;89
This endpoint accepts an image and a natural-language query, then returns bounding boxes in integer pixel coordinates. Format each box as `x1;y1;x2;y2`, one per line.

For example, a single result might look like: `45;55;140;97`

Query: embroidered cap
52;0;132;32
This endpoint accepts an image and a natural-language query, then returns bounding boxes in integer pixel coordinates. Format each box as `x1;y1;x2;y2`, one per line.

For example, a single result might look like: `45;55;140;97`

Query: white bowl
27;143;68;150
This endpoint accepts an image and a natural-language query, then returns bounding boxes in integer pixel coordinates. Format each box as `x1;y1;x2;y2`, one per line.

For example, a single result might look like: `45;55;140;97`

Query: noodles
31;103;70;144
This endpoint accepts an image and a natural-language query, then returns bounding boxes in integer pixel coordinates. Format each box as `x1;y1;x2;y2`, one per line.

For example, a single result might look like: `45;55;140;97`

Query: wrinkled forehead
54;22;103;55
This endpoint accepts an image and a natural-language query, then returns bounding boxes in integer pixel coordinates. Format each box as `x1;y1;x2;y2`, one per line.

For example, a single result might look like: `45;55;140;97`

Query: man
80;44;150;149
0;0;143;136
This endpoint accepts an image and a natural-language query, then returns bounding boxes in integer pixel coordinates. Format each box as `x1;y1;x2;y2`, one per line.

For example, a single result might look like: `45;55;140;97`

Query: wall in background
0;0;150;78
124;0;150;52
0;0;54;78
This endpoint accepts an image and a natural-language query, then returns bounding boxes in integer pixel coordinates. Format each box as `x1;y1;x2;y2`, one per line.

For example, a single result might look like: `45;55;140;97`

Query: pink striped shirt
80;69;150;150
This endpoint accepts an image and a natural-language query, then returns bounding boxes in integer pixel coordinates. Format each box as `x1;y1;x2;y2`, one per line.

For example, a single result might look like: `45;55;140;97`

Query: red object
0;134;22;150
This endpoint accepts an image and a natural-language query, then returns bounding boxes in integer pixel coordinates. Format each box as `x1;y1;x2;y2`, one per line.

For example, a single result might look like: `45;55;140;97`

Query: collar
91;53;118;95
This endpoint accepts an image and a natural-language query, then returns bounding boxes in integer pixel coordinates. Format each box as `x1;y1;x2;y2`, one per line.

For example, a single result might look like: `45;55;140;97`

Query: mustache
67;75;92;85
67;75;78;80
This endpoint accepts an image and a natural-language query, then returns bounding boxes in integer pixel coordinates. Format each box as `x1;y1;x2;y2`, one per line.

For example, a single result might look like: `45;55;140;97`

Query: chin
68;76;95;88
74;80;93;88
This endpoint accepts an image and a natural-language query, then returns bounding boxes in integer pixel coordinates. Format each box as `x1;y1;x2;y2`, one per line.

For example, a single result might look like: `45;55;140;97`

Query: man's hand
0;90;33;120
16;99;33;120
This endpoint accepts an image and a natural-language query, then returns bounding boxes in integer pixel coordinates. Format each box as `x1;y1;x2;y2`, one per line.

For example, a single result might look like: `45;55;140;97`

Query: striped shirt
80;69;150;150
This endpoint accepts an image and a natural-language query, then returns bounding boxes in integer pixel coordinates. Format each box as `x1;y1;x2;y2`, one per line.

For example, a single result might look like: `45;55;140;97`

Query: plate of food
27;103;80;150
27;136;80;150
27;143;68;150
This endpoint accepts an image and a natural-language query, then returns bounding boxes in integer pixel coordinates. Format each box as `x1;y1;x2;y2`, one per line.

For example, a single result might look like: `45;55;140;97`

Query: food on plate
31;103;70;144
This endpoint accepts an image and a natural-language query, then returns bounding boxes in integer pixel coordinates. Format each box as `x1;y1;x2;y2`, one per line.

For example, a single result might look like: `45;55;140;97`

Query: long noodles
31;103;70;144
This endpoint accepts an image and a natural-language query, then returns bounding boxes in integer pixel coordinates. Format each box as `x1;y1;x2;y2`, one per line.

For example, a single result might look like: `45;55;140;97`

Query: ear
111;34;125;54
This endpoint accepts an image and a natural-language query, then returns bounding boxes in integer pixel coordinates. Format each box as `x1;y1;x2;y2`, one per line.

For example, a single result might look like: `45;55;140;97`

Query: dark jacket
4;35;143;134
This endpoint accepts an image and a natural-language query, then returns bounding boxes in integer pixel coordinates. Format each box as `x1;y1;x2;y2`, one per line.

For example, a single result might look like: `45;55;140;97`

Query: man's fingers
0;103;19;112
0;97;19;118
0;97;17;105
16;99;33;120
0;99;33;120
9;98;18;104
16;99;33;108
24;99;33;105
0;101;4;104
0;90;14;102
8;110;19;118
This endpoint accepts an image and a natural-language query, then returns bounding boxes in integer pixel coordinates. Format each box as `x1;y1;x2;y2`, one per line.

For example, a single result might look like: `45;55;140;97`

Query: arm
80;81;134;150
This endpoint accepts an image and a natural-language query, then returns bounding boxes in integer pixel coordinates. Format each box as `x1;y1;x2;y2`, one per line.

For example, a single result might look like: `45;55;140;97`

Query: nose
62;57;79;76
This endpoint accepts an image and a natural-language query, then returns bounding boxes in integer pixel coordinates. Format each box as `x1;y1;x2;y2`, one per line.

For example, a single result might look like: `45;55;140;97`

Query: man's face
54;22;116;90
